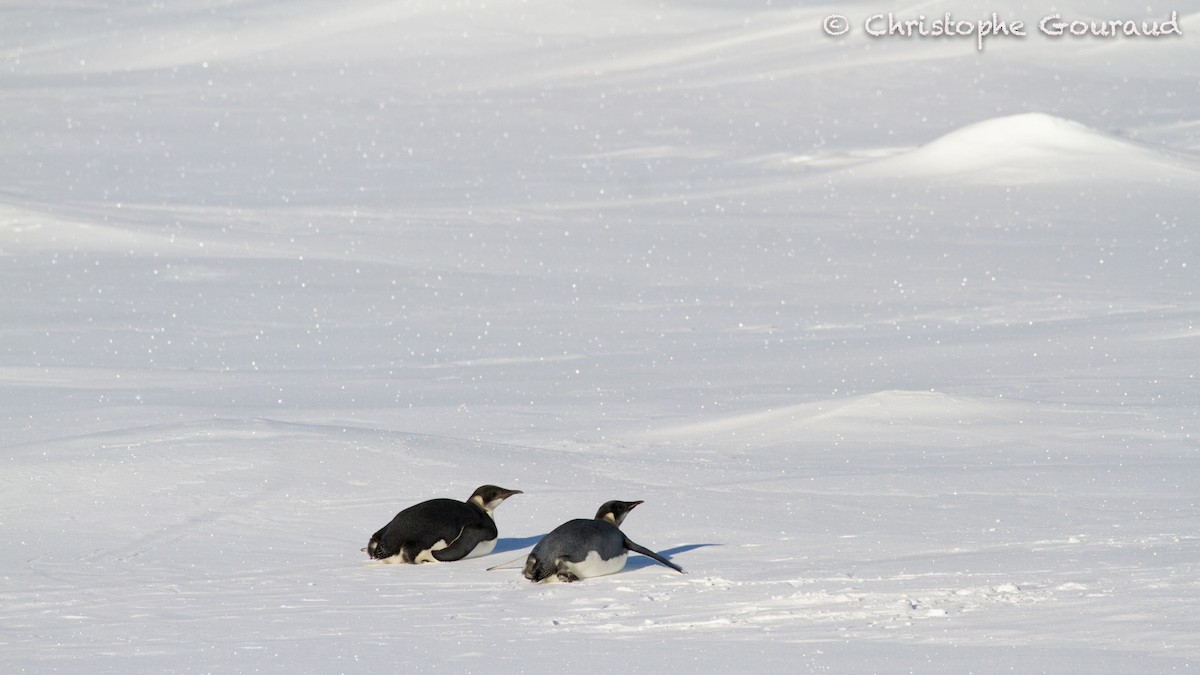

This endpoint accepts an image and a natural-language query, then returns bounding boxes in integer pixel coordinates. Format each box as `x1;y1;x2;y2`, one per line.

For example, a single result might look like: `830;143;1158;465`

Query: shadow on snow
490;535;546;555
624;543;718;572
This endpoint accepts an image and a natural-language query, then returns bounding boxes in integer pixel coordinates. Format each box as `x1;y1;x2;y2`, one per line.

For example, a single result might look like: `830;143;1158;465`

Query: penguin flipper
429;526;471;561
431;525;494;562
623;537;685;573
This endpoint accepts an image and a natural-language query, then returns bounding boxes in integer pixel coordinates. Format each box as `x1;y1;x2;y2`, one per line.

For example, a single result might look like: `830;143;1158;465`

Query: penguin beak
621;500;644;520
482;488;523;511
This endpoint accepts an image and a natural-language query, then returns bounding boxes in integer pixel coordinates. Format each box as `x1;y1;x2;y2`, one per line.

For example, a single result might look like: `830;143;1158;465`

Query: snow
2;0;1198;672
853;112;1200;183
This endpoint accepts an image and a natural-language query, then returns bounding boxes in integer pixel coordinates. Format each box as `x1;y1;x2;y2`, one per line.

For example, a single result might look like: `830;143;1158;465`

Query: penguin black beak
502;489;524;499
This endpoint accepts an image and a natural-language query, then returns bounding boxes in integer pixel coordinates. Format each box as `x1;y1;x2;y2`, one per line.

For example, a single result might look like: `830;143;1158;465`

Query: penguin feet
555;571;580;583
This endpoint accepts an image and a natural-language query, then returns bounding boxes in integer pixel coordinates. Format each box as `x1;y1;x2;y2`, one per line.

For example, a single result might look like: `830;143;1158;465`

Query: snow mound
851;113;1199;184
641;390;1036;449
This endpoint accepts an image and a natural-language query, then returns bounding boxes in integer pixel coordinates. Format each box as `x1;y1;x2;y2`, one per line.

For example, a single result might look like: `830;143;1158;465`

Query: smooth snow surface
3;1;1198;673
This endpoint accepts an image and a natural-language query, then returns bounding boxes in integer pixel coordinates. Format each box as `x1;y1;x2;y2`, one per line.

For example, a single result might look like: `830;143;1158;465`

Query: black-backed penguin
522;500;685;582
364;485;522;563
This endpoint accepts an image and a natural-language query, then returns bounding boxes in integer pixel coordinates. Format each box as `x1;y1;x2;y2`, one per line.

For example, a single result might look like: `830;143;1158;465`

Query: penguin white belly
463;537;498;560
411;539;450;564
558;550;628;581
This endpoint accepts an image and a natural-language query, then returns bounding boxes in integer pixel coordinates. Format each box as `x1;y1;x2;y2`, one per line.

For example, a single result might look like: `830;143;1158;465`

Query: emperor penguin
364;485;522;563
522;500;685;582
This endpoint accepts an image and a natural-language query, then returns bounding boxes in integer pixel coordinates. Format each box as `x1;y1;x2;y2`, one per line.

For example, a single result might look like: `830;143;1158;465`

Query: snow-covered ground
3;1;1198;672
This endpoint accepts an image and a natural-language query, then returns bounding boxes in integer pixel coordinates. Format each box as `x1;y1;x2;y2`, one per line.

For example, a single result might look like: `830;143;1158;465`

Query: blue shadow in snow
624;543;719;572
490;534;545;555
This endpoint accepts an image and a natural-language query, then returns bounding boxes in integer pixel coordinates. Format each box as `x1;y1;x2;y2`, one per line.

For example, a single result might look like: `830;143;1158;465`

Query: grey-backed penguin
522;500;685;582
364;485;521;563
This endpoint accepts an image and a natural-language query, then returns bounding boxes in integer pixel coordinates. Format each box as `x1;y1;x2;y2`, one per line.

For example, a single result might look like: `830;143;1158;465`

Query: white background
3;1;1198;672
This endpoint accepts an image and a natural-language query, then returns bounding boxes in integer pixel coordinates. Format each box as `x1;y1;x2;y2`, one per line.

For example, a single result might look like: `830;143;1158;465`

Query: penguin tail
522;558;557;583
365;537;392;560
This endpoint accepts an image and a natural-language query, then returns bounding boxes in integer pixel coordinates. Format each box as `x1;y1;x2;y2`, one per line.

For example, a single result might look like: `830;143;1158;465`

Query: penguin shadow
490;534;546;555
624;543;718;573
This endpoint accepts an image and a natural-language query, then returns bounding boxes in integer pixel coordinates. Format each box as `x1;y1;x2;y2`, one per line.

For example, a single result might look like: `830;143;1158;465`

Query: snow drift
3;0;1199;673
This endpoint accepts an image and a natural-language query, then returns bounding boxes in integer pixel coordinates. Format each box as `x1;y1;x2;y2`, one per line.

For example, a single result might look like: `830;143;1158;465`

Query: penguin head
595;500;643;526
468;485;523;513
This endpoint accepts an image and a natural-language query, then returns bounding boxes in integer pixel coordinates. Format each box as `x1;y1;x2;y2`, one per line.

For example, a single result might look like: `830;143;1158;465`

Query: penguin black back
366;484;521;563
523;500;684;582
